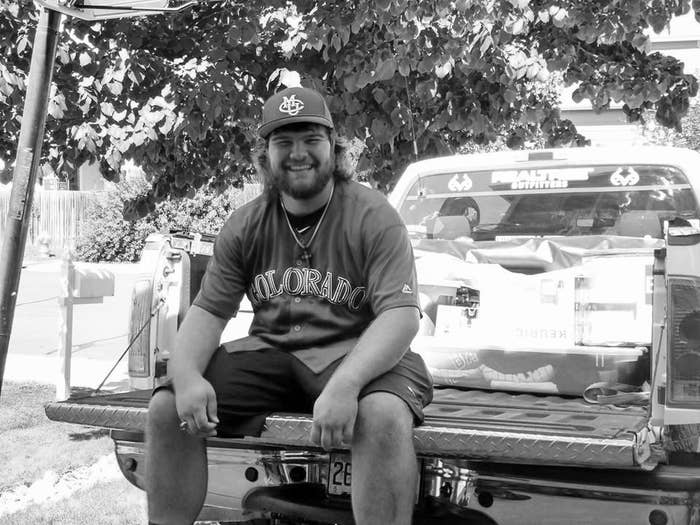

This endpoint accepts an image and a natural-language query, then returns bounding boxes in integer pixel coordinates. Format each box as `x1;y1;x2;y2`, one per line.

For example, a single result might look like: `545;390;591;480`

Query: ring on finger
179;420;189;432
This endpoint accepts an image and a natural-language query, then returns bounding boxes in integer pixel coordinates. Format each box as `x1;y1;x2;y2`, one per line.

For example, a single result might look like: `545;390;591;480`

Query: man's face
266;124;334;200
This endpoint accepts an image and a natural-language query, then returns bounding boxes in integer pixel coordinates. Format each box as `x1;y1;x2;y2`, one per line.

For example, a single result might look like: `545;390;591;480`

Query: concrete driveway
5;257;150;392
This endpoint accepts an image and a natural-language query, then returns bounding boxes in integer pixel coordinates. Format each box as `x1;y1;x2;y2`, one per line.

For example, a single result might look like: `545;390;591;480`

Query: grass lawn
0;381;147;522
0;382;113;490
3;478;147;525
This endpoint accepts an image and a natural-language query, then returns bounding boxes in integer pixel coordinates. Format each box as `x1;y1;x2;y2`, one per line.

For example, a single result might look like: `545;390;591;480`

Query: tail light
128;279;153;378
667;277;700;407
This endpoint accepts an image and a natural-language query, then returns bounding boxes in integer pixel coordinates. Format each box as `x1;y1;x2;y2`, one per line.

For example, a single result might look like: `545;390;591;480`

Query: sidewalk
4;353;130;392
21;256;150;275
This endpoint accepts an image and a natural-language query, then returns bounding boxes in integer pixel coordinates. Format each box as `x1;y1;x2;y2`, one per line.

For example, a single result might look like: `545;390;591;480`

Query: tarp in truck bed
45;388;659;469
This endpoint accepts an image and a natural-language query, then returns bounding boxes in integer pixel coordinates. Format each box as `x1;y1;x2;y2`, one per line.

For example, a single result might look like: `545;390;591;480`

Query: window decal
610;167;640;187
491;168;591;190
448;174;473;192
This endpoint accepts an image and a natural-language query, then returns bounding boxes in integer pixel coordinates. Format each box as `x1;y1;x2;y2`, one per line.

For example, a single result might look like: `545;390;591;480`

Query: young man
145;86;433;525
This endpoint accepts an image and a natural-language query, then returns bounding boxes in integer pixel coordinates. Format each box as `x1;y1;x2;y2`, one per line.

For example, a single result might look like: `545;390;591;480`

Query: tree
1;0;698;217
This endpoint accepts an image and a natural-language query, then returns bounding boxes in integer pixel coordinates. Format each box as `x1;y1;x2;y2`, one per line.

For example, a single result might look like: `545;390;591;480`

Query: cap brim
259;115;334;138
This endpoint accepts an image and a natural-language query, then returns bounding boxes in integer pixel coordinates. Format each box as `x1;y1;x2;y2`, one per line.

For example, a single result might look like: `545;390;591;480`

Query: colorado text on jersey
248;267;368;311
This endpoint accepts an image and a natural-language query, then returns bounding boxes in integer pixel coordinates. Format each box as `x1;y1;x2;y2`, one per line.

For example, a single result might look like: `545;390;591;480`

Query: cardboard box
433;266;577;349
576;254;653;346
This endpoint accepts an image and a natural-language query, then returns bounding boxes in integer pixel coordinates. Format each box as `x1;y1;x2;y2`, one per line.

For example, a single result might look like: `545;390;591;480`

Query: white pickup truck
47;146;700;524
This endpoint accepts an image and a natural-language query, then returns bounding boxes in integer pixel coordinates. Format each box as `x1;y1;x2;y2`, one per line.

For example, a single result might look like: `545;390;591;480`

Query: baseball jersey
193;179;420;372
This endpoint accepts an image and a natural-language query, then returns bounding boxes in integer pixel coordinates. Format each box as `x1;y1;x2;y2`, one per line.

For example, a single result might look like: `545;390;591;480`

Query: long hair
253;127;354;200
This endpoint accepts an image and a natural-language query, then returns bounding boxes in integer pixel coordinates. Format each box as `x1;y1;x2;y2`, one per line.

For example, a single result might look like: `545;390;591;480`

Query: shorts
156;347;433;438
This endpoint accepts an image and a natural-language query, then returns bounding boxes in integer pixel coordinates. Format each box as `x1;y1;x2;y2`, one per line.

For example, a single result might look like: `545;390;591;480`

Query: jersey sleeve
363;205;420;316
192;215;248;320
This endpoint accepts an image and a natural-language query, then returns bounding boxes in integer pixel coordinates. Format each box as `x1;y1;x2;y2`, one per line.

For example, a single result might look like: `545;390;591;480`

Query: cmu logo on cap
279;95;305;116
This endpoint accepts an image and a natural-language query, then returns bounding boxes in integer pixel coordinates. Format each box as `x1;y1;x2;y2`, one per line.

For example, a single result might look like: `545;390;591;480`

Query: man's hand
174;374;219;438
310;379;359;450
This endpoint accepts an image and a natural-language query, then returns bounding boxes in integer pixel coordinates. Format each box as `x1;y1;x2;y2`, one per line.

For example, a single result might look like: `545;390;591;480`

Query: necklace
280;183;335;266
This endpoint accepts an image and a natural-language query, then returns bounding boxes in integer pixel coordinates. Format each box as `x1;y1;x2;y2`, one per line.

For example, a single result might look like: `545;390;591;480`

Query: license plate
327;454;352;496
326;454;422;499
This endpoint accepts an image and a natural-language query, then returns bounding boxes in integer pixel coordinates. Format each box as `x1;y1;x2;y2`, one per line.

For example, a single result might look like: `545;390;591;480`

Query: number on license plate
327;454;352;496
326;454;422;500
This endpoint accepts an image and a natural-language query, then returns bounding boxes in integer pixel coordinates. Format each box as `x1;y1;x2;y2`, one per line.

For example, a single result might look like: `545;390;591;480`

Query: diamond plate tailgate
45;390;151;430
45;388;657;469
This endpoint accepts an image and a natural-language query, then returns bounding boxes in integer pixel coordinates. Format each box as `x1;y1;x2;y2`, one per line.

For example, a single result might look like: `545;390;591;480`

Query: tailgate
45;388;659;469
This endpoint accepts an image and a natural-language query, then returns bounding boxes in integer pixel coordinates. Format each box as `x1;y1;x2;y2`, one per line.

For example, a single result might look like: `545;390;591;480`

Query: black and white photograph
1;1;699;523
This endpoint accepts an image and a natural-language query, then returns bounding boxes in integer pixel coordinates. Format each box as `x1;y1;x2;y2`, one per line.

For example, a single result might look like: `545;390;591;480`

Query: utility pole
0;7;63;399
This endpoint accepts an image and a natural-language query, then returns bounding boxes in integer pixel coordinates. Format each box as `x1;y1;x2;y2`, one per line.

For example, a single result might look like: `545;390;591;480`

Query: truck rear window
399;165;699;240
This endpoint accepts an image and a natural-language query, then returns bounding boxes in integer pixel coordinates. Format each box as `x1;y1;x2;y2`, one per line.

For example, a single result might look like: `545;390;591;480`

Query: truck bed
45;387;660;469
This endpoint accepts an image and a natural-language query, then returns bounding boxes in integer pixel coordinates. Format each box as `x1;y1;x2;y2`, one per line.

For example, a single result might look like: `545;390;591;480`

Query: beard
266;159;334;200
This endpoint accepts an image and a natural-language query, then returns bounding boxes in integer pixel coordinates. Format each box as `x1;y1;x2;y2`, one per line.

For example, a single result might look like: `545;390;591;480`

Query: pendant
301;249;312;266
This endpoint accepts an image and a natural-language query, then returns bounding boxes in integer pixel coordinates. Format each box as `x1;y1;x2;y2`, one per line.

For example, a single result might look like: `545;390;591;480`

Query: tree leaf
78;52;92;67
374;57;397;82
435;60;453;79
343;73;359;93
373;87;388;104
479;34;493;55
108;81;123;96
100;102;114;116
160;114;176;134
17;35;28;55
113;109;128;122
132;131;147;147
370;117;393;143
47;100;64;119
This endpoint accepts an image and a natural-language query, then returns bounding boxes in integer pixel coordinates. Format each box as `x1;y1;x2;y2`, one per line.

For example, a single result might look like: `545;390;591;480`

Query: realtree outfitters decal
249;267;368;311
491;168;592;190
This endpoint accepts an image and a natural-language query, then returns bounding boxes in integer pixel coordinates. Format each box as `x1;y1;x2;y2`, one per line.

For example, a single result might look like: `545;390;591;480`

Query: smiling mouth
286;165;313;172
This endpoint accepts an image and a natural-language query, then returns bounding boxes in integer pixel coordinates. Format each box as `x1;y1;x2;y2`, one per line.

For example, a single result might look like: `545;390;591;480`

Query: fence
0;190;99;252
0;183;262;254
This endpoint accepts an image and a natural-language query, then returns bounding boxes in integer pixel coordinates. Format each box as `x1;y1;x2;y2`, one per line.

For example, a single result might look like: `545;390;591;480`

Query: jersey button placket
293;324;302;332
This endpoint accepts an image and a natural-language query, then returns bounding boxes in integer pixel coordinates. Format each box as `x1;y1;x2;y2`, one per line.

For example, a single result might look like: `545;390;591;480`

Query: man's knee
355;392;413;447
147;389;179;432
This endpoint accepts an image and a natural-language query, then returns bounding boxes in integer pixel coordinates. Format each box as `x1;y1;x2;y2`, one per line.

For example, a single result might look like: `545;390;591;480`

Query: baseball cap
258;86;334;138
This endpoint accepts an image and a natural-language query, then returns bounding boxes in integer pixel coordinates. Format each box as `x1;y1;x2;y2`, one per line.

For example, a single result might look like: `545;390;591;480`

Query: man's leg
146;348;305;524
146;389;208;525
351;392;417;525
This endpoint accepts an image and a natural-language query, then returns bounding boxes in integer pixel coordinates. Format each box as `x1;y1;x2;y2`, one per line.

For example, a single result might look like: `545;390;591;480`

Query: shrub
76;179;253;263
149;185;249;237
76;178;155;262
640;98;700;151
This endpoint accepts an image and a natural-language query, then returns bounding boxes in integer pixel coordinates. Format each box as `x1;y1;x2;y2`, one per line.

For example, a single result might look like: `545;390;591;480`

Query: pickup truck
46;146;700;525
